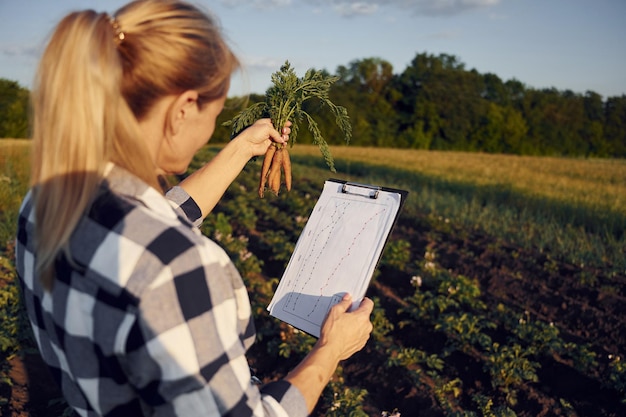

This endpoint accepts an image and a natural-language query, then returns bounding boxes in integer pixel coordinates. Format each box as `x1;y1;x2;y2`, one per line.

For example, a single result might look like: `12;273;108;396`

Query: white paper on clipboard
267;179;407;338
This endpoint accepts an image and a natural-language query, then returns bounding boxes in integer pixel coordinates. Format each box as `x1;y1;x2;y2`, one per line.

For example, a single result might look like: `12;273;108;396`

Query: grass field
292;145;626;217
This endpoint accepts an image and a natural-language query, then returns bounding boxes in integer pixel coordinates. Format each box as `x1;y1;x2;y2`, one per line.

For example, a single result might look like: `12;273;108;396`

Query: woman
14;1;374;416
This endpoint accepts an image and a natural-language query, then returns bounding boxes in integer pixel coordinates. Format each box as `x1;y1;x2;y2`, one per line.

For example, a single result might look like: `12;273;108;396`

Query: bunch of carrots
224;61;352;198
259;143;291;198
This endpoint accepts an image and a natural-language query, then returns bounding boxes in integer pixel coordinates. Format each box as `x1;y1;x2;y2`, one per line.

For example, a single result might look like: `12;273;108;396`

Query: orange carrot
282;147;292;191
259;144;276;198
268;147;283;195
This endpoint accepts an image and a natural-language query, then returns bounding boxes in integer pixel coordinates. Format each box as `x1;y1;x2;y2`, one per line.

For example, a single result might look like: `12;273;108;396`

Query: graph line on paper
305;205;387;317
283;199;350;312
281;196;388;326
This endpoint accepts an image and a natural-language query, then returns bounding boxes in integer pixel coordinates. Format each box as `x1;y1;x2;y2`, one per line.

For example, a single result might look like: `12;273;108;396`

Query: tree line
2;52;625;157
0;79;29;139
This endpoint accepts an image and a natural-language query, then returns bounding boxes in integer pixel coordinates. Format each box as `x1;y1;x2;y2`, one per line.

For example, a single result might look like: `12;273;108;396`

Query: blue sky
1;0;624;99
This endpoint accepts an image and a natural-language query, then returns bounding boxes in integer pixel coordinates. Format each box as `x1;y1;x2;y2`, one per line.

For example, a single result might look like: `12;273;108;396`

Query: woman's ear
167;90;199;136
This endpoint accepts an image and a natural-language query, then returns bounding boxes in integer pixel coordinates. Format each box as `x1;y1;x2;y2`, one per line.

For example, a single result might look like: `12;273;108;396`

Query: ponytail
31;11;156;289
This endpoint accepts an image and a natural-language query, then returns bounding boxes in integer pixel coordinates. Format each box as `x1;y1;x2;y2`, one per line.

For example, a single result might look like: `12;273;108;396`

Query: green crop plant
511;311;561;353
430;374;464;414
380;239;412;271
200;212;263;277
472;394;517;417
499;307;600;376
0;262;20;355
607;355;626;403
400;260;487;329
386;346;446;391
484;343;540;405
562;342;598;375
435;312;496;352
275;325;316;359
0;249;34;407
256;229;296;265
324;386;369;417
369;297;395;343
321;365;369;417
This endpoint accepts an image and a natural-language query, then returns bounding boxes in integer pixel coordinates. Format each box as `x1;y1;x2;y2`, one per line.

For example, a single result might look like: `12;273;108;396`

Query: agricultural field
1;139;625;416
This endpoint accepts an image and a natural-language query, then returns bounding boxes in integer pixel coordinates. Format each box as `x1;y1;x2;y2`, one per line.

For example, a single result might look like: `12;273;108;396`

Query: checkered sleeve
166;185;203;228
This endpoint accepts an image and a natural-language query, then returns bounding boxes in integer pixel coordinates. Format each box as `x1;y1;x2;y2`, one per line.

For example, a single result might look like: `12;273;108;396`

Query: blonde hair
30;0;240;289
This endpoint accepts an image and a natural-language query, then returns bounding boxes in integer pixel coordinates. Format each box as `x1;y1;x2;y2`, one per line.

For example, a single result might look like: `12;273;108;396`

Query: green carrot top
224;61;352;172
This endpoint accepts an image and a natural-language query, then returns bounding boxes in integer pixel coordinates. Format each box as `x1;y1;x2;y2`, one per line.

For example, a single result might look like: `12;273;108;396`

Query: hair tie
108;16;125;44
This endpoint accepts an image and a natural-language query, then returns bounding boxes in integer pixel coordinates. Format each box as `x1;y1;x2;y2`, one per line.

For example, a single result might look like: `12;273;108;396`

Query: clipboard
267;178;408;337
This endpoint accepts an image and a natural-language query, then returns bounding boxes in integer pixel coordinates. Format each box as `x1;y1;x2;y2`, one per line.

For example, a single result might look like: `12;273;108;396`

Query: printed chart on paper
268;180;403;337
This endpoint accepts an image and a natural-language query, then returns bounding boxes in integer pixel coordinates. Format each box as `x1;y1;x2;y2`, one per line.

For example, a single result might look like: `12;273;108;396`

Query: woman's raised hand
235;118;291;159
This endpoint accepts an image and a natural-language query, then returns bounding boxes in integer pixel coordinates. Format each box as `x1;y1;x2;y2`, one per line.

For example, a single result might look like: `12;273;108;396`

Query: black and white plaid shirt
15;164;306;416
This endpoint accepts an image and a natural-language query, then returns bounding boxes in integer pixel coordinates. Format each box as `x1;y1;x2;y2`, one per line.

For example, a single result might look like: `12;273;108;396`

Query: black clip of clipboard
341;181;381;199
330;178;409;208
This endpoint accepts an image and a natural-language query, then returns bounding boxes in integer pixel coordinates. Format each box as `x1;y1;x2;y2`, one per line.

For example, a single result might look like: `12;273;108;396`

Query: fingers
256;118;290;144
269;128;287;145
354;297;374;332
329;294;374;335
350;296;374;337
333;293;353;313
330;294;373;317
281;125;291;142
355;297;374;314
323;294;373;360
238;119;291;159
274;121;290;144
282;121;292;141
